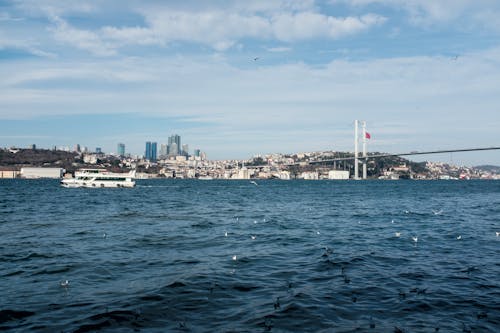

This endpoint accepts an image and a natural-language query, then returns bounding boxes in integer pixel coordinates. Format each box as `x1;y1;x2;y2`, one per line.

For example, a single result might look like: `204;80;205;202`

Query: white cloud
100;9;385;50
0;34;56;58
331;0;500;28
22;1;387;53
48;15;116;56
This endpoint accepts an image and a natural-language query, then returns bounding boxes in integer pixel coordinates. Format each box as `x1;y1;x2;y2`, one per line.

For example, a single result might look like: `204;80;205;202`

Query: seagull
251;235;256;240
391;219;395;224
457;235;462;240
250;181;258;186
254;57;259;61
224;231;228;237
60;280;70;287
316;231;321;235
432;209;443;215
254;220;258;224
395;232;401;237
496;232;500;237
404;210;410;214
102;233;107;238
412;236;418;243
232;255;237;261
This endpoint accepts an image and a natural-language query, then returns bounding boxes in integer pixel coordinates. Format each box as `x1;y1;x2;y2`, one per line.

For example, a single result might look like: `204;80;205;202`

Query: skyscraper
151;142;157;161
168;134;181;156
117;143;125;156
159;144;168;158
169;143;178;157
182;144;189;156
145;141;157;161
145;141;151;160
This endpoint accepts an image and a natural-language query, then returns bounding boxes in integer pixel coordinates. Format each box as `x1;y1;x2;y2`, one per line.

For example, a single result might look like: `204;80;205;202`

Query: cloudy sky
1;0;500;165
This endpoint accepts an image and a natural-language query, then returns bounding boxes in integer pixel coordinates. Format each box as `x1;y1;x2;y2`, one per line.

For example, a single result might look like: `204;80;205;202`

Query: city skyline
1;1;500;165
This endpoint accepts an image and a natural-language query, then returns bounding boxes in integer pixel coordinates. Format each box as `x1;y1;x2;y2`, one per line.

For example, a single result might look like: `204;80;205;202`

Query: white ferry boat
60;169;136;188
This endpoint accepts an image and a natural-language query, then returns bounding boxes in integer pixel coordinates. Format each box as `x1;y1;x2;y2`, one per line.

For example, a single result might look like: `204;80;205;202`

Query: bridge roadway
244;147;500;168
307;146;500;164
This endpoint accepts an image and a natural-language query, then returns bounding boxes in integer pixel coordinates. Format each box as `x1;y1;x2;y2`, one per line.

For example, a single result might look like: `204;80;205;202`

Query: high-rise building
145;141;151;160
169;143;178;157
194;149;201;157
182;144;189;156
159;144;168;158
151;142;157;161
168;134;181;156
74;144;81;153
145;141;157;161
96;147;102;154
117;143;125;156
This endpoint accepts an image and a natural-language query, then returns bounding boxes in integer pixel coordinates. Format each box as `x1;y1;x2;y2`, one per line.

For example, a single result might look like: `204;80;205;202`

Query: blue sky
1;0;500;165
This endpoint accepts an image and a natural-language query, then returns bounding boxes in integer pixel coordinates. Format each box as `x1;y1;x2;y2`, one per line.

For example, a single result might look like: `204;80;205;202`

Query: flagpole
362;121;367;180
354;120;359;180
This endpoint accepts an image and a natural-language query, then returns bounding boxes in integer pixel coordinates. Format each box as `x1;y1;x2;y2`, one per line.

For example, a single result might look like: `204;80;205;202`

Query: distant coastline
1;148;499;180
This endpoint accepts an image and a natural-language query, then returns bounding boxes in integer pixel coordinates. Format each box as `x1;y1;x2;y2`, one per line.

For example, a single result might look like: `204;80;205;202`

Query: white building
328;170;350;180
301;171;319;180
0;169;19;178
20;167;64;179
83;154;98;164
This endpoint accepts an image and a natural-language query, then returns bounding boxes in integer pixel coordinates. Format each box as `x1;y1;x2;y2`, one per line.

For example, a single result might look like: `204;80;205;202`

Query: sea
0;179;499;332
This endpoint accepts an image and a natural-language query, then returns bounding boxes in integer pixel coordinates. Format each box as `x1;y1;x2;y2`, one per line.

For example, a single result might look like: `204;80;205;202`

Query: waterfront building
328;170;350;180
95;147;102;154
74;144;81;153
20;167;64;179
117;143;125;156
194;149;201;157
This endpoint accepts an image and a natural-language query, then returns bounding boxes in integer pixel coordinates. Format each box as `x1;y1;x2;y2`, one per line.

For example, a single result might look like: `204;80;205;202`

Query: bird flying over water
412;236;418;243
250;181;258;186
395;232;401;237
60;280;69;287
457;235;462;240
432;209;443;215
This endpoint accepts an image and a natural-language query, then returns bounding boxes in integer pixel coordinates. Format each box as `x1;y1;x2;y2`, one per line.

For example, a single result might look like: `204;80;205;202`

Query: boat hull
60;179;135;188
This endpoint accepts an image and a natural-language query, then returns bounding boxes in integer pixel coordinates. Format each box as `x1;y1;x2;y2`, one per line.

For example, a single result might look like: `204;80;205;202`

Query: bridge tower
362;121;367;180
354;120;368;180
354;120;359;180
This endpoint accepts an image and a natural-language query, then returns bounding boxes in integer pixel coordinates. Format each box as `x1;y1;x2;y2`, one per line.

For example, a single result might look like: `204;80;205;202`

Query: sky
1;0;500;165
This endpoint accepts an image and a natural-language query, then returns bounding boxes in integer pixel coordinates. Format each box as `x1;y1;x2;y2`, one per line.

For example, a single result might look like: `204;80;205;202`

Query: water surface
1;180;499;332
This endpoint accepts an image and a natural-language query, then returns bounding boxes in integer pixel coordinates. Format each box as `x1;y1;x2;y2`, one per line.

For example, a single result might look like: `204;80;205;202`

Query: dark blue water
1;180;499;332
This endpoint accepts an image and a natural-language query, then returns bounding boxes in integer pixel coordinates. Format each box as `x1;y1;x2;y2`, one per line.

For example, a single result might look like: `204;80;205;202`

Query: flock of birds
221;202;500;264
59;182;500;313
